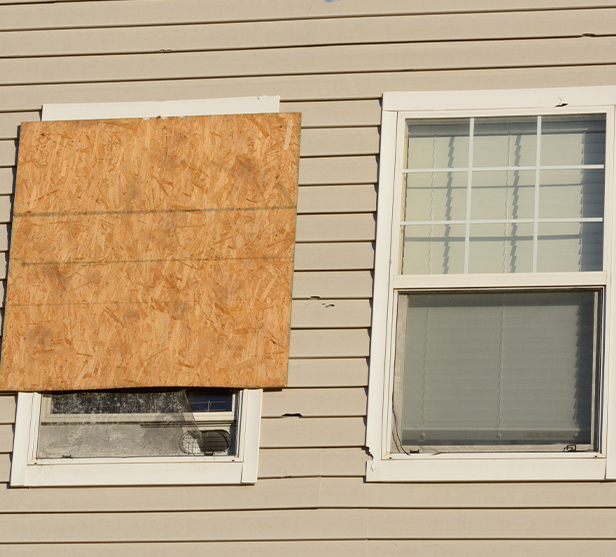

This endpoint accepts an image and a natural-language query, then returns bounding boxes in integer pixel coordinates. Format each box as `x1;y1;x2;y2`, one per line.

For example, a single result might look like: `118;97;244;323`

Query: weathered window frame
9;96;279;486
365;87;616;482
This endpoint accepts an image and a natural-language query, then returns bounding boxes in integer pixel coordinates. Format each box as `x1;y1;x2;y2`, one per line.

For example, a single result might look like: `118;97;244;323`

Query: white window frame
366;86;616;482
10;95;279;486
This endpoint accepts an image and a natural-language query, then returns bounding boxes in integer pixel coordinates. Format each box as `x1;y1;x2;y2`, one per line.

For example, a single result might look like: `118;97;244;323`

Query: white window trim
10;95;279;486
366;86;616;482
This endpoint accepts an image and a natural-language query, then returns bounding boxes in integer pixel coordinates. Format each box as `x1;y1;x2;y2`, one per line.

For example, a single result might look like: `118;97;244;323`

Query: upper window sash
391;109;611;280
365;88;616;481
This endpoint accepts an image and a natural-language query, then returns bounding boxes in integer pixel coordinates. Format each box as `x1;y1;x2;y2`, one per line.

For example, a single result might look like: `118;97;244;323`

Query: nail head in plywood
0;113;301;391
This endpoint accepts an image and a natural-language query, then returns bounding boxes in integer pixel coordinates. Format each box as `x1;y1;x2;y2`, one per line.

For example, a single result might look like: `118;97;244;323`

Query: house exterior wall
1;1;616;554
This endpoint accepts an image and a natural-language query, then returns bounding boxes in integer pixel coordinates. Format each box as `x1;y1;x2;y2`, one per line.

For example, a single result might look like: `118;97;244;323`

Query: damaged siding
1;0;616;554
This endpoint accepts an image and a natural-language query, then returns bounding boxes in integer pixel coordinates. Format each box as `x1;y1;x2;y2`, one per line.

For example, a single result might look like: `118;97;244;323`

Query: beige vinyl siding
287;358;369;388
1;1;616;555
5;67;616;111
4;508;616;542
6;38;616;87
2;543;616;557
4;475;616;511
0;395;13;484
0;423;12;452
1;0;615;27
2;10;616;57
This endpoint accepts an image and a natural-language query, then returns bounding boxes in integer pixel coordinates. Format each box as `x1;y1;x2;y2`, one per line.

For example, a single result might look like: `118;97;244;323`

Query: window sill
366;453;607;482
15;460;250;487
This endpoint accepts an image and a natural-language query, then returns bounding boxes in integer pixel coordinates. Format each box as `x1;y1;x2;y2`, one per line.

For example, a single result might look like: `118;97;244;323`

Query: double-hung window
10;96;275;486
366;87;616;481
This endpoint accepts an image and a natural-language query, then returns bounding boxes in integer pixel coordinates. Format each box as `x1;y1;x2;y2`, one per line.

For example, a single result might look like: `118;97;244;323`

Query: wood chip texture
0;113;301;390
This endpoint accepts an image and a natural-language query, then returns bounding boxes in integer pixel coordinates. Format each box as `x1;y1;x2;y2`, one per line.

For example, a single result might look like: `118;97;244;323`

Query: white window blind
392;290;600;452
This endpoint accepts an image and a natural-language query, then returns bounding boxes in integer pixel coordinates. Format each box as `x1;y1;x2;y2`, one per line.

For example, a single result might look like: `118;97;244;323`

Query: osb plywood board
0;113;301;391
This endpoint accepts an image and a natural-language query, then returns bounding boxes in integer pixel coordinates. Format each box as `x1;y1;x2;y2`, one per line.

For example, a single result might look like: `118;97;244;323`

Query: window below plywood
9;96;282;486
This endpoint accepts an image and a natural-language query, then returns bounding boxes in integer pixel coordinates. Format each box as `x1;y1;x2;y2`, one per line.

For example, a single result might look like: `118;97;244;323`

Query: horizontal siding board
0;224;10;249
0;168;14;194
296;214;376;242
289;329;371;358
262;388;367;418
0;542;368;557
0;113;38;139
0;454;9;483
2;65;616;111
0;141;16;167
292;271;373;300
299;157;377;185
291;299;371;329
2;1;613;30
297;185;377;215
5;38;616;86
294;243;374;271
300;128;379;157
281;101;381;128
0;542;367;557
0;508;370;542
2;541;616;557
4;508;616;542
0;477;323;512
5;11;616;58
319;477;616;509
286;358;369;388
260;417;365;448
0;396;15;424
0;197;12;224
366;541;616;556
0;424;13;452
259;448;367;478
366;508;616;539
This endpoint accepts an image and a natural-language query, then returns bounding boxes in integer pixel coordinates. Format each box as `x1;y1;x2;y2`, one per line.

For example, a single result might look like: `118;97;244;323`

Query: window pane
468;223;534;273
402;224;465;274
404;172;467;222
538;169;604;219
392;291;599;451
541;115;606;167
473;117;537;168
37;389;237;458
537;222;603;272
406;119;470;169
470;170;535;221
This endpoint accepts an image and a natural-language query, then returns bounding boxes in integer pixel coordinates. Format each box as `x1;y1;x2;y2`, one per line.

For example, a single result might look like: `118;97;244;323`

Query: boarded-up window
0;113;300;391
